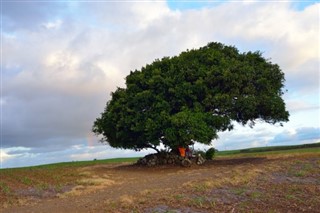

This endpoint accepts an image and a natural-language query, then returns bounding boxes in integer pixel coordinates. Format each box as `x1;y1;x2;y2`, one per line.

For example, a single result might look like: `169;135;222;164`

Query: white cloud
68;144;150;162
269;127;320;145
213;122;283;150
42;19;62;30
130;2;172;28
0;150;16;163
286;99;319;112
0;98;6;106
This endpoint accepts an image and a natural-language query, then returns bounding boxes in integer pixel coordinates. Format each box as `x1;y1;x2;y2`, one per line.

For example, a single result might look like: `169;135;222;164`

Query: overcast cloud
1;1;319;168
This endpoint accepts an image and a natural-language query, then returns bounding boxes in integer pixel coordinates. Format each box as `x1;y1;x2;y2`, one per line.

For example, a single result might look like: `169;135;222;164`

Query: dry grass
58;169;117;198
1;149;319;213
119;194;135;205
183;167;266;192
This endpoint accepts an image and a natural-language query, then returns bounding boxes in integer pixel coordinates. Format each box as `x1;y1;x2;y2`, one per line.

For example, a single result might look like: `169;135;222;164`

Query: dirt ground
2;154;320;213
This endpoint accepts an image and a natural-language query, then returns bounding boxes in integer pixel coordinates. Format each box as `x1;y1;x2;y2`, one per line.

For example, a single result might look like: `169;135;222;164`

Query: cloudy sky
1;0;319;168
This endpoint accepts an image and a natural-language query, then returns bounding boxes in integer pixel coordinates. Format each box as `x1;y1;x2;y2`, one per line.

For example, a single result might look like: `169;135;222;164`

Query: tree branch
145;143;160;153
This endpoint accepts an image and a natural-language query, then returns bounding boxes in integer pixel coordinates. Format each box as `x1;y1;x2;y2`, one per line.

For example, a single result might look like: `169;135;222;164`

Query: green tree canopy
93;42;289;152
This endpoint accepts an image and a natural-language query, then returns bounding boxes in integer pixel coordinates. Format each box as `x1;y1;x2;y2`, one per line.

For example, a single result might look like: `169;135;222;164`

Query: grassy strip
216;142;320;156
33;157;140;169
216;147;320;158
0;157;140;171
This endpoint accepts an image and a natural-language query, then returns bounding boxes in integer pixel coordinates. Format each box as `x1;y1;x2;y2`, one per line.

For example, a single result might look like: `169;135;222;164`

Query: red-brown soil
1;154;319;213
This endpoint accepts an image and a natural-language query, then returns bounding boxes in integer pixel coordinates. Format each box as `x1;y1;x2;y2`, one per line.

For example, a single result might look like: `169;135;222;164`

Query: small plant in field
193;182;209;192
238;202;253;212
0;181;11;195
294;170;306;177
285;194;296;200
302;163;313;170
288;166;307;177
209;199;216;208
173;194;184;200
77;179;94;186
104;200;118;210
53;176;62;182
36;183;49;191
232;187;246;195
21;177;33;185
287;161;316;177
192;196;205;208
54;183;64;193
162;210;177;213
250;191;262;199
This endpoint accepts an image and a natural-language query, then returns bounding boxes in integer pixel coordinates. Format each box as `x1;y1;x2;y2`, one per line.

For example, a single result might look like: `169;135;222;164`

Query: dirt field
1;153;320;213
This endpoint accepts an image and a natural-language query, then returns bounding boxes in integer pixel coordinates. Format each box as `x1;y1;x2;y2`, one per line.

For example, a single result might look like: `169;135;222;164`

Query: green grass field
0;157;139;171
2;143;319;170
216;142;320;157
32;157;140;169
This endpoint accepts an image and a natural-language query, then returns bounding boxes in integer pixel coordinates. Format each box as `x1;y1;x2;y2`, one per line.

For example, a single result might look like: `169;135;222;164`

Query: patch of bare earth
1;154;319;213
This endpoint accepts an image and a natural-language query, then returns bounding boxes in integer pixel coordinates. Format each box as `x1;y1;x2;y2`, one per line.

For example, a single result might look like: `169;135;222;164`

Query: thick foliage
93;42;289;152
205;148;217;160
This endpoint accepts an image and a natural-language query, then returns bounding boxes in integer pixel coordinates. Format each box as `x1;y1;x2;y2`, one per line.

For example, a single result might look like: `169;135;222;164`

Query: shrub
205;148;216;160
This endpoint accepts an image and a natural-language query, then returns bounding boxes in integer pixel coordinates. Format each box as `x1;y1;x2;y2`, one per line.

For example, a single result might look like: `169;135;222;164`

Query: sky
1;0;319;168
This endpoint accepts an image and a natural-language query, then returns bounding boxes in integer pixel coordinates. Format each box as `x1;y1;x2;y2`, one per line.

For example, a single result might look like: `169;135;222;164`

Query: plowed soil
1;154;320;213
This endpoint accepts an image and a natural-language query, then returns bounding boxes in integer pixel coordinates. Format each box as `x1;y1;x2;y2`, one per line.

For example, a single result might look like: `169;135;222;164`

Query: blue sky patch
291;1;318;11
167;0;318;11
167;1;223;10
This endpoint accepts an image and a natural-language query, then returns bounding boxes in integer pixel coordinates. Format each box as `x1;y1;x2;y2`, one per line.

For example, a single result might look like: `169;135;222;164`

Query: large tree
93;42;289;152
